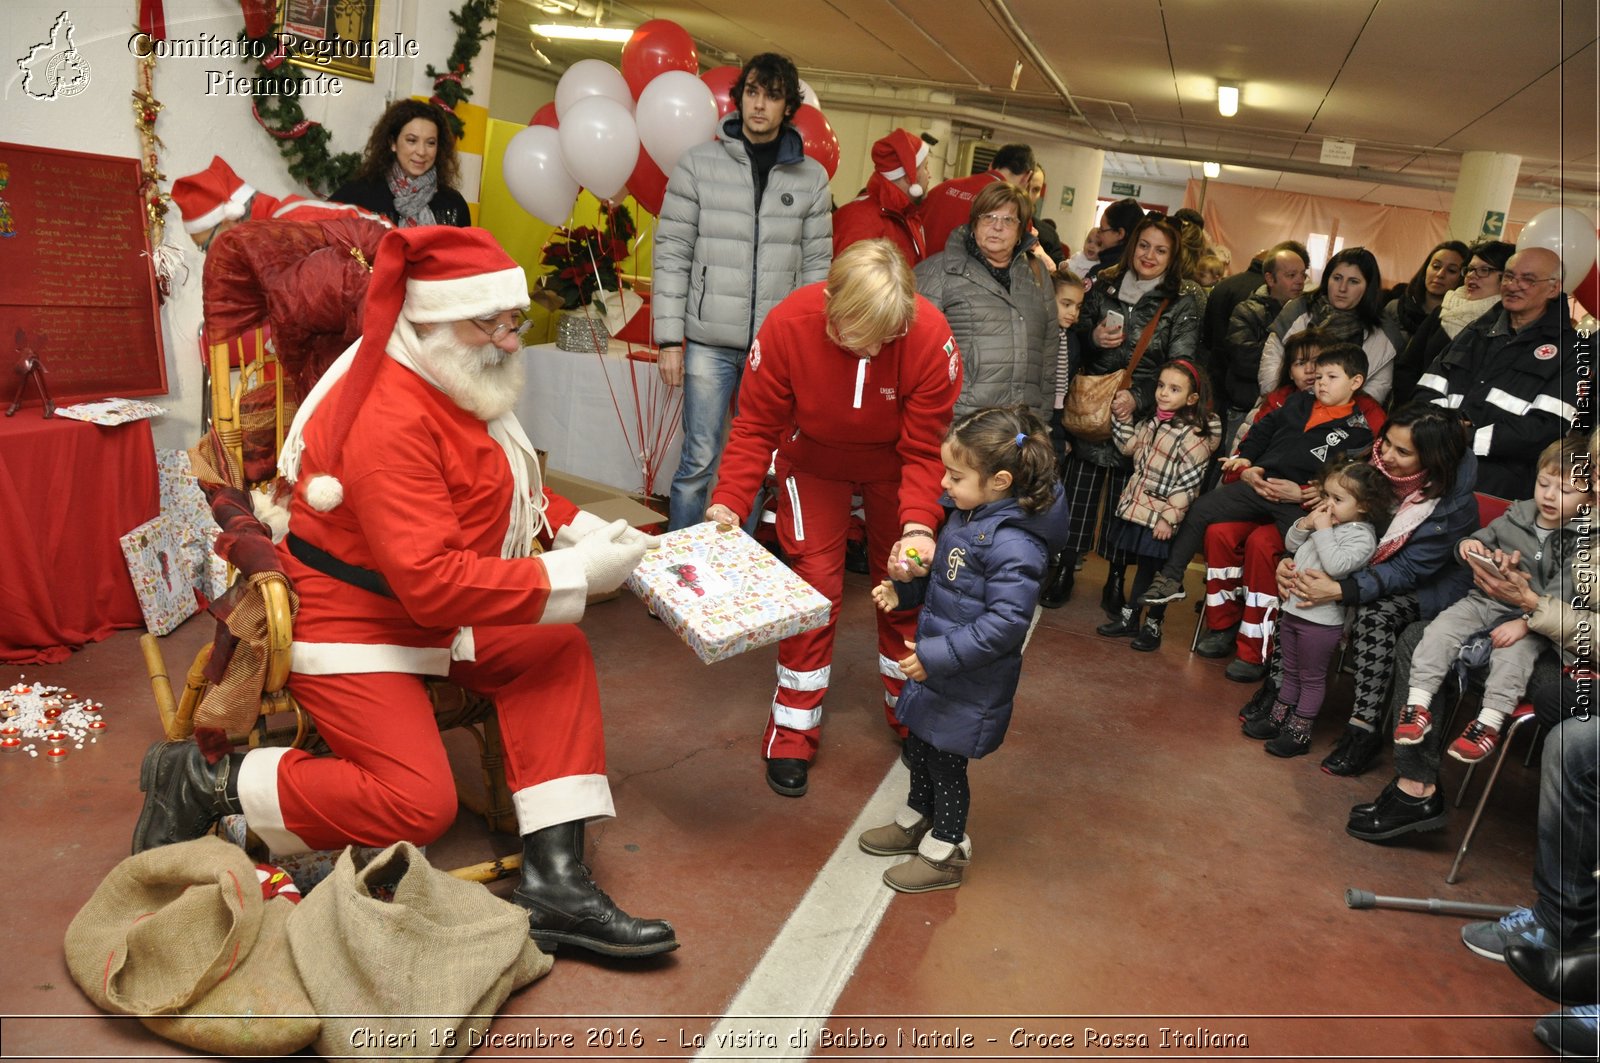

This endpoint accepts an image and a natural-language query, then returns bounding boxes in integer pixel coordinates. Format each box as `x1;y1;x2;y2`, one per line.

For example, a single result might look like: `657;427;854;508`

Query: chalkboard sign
0;142;167;405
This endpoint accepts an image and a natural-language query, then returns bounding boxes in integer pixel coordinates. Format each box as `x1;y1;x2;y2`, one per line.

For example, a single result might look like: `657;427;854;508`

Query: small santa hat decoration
170;156;257;234
304;226;530;512
871;129;931;198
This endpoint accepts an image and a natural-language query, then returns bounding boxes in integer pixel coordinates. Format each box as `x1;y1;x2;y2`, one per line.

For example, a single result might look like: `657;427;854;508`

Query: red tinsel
252;103;317;139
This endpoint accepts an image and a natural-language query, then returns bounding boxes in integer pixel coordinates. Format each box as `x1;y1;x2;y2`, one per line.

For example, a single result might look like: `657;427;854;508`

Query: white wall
1097;175;1186;215
1;0;473;450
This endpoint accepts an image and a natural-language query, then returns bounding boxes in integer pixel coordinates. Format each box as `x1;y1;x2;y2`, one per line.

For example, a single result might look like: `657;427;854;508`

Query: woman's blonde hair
825;240;917;350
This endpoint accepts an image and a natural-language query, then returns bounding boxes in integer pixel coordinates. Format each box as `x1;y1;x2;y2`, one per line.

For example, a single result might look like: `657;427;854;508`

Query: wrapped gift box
627;522;830;664
120;514;201;636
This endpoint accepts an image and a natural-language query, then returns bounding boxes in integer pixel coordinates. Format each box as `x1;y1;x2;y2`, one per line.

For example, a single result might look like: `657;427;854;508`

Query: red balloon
789;104;839;179
700;65;741;120
621;20;698;100
529;102;558;128
1576;262;1600;318
627;152;670;216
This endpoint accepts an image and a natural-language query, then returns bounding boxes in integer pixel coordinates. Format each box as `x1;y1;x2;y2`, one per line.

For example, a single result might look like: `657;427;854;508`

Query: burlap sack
288;841;552;1062
63;836;318;1056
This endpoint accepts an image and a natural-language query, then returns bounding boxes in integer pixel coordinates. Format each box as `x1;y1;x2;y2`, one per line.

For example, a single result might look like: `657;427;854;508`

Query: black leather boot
1100;575;1126;622
131;741;244;855
1039;552;1074;608
1506;938;1600;1006
513;821;679;957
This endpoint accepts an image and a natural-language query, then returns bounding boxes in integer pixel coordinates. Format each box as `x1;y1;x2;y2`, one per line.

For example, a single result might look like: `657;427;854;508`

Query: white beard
412;325;525;421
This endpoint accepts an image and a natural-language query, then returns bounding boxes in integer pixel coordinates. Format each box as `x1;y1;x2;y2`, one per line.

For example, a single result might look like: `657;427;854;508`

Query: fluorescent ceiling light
530;23;633;42
1202;161;1221;178
1217;83;1239;117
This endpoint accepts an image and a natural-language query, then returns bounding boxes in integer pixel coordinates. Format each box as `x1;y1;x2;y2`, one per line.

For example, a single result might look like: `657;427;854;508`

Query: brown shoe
858;808;929;856
884;834;970;893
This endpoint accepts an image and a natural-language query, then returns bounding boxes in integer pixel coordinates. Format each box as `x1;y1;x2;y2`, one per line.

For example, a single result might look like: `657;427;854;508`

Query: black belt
286;533;395;599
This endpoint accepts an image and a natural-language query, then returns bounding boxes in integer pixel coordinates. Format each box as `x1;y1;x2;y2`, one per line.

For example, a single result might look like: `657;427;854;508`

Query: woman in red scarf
1237;404;1478;775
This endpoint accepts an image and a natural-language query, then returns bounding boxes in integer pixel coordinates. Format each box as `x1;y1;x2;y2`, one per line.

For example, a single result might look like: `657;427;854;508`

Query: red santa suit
832;174;925;266
917;169;1003;259
710;283;962;761
234;238;612;856
833;131;930;266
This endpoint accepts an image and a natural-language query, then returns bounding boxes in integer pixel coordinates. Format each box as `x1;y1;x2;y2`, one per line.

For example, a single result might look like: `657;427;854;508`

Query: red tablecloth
0;415;157;663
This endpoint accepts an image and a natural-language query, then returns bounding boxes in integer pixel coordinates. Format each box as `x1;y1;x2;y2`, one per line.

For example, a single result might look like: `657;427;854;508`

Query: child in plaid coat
1098;358;1222;650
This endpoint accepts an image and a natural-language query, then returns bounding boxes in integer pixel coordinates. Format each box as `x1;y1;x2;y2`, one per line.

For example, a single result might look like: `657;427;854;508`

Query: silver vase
555;310;610;354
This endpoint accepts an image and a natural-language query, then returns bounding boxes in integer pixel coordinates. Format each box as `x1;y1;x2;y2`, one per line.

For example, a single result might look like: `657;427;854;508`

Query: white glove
611;524;662;551
554;508;662;551
571;519;648;595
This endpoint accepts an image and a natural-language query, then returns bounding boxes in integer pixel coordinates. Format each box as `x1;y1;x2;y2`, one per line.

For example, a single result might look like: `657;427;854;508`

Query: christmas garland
244;0;499;196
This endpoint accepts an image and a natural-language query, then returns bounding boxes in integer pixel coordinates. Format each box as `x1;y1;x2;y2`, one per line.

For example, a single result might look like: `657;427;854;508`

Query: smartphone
1465;550;1504;574
1103;309;1125;331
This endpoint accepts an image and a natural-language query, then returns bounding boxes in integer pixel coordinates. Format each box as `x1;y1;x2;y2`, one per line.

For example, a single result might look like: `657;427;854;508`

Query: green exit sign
1111;181;1141;197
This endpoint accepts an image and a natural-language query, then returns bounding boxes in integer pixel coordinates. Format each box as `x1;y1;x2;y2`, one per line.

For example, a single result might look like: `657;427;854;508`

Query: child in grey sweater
1396;436;1594;764
1245;459;1393;757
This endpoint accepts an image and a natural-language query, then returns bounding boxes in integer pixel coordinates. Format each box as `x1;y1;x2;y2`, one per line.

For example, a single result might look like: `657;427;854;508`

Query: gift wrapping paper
119;514;201;636
626;522;831;664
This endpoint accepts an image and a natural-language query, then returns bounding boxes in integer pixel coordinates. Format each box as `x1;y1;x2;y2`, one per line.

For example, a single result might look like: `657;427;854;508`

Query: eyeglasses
976;212;1020;230
1464;265;1503;279
1503;272;1558;288
469;311;529;342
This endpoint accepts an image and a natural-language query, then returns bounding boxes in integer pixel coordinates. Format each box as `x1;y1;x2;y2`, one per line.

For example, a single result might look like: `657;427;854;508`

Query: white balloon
798;78;820;109
558;95;640;201
502;125;579;226
1518;206;1599;292
555;59;634;118
636;71;718;176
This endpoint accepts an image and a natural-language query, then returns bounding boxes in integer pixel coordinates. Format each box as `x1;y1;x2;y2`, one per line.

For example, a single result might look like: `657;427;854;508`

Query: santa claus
132;226;677;959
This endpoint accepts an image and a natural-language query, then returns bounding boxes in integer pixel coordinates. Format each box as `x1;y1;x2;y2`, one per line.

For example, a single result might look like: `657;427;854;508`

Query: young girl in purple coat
1244;458;1393;757
858;407;1070;893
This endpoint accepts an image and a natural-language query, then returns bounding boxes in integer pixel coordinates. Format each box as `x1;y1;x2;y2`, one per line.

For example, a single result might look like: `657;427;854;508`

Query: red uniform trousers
765;459;918;761
266;625;607;851
1202;521;1285;665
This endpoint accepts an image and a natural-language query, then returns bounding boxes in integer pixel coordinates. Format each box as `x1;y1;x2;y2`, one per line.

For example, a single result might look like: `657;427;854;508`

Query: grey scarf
387;162;438;227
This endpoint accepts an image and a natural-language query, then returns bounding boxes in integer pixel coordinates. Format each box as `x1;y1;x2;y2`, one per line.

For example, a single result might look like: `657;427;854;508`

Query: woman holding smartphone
1044;212;1203;610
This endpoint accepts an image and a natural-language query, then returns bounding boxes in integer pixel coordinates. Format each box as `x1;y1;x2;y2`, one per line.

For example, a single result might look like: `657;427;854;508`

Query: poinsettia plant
539;206;636;309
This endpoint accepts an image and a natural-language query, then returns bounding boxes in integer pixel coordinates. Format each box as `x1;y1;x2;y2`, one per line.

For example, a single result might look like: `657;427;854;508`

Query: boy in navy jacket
1139;344;1385;606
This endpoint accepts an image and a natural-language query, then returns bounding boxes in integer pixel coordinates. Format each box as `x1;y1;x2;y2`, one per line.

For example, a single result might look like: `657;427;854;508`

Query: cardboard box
543;467;663;530
626;522;830;664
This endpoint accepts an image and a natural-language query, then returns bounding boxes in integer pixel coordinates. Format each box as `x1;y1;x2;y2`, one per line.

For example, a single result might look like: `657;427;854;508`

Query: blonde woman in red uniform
706;240;963;797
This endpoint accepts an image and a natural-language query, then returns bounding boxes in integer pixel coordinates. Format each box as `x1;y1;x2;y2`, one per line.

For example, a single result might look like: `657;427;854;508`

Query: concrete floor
0;558;1558;1061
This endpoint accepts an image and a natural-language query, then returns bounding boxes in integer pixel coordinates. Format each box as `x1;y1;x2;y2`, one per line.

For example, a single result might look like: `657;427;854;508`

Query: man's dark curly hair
735;53;803;123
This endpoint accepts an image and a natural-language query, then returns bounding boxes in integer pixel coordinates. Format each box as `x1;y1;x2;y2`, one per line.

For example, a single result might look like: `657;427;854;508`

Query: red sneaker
1448;721;1501;764
1393;704;1432;745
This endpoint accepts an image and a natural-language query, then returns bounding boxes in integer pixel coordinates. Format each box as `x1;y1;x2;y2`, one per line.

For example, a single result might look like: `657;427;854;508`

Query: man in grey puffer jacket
652;52;832;530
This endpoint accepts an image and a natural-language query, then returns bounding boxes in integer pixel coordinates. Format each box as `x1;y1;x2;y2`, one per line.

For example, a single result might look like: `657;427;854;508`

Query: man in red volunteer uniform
831;128;931;266
131;227;677;959
706;239;962;797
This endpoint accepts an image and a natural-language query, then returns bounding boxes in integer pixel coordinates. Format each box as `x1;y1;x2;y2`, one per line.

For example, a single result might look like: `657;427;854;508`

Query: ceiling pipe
976;0;1100;137
817;90;1582;202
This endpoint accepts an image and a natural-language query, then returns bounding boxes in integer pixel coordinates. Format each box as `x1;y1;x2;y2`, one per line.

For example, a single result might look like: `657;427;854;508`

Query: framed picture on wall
277;0;382;83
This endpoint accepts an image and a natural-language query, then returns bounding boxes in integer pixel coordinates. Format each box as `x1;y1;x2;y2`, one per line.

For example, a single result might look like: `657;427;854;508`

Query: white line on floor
692;760;908;1061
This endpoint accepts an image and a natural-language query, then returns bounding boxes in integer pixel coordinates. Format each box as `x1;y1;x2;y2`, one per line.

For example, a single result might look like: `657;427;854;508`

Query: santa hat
171;156;257;234
303;226;530;512
871;129;930;198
